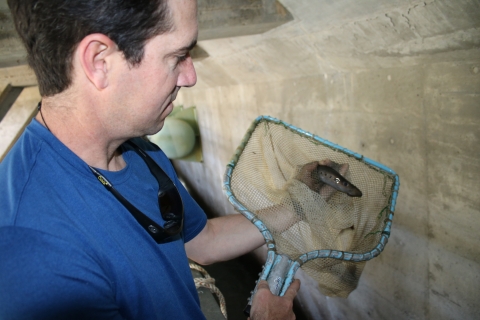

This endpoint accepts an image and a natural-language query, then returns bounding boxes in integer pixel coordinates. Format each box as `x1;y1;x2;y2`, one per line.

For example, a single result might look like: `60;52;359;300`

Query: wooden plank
0;83;9;98
0;64;37;88
0;83;13;122
0;84;23;122
0;83;10;105
0;86;40;162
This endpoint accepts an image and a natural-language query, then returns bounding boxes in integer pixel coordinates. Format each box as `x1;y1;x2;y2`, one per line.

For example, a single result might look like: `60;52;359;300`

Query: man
0;0;300;319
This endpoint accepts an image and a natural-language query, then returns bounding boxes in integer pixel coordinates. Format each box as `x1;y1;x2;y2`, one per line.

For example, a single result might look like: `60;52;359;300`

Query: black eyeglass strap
125;141;173;193
89;166;168;239
124;140;184;231
88;139;184;243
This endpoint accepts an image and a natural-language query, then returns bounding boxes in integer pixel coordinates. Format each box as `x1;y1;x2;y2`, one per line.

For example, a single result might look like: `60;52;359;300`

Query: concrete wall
174;0;480;319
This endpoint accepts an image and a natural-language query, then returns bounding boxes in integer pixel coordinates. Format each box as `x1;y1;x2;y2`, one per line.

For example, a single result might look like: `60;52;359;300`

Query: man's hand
249;279;301;320
256;160;350;233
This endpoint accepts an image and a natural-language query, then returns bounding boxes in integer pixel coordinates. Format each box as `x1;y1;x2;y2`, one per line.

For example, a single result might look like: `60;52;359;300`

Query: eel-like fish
311;165;362;197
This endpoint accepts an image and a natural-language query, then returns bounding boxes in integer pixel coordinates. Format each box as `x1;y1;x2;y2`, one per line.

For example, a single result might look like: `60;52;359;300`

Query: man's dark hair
8;0;173;96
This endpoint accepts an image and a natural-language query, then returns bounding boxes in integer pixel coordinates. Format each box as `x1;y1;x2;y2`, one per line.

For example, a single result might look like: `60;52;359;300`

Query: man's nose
177;56;197;87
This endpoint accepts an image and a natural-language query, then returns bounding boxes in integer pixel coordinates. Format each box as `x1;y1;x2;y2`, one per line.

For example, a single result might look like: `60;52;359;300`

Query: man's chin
164;101;174;116
149;121;165;136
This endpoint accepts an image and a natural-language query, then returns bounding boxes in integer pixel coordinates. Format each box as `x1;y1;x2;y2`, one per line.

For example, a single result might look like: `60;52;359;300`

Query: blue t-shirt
0;120;208;319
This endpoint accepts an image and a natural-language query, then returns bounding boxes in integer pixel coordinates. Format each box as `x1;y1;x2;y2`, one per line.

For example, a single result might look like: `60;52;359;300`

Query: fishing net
224;116;399;303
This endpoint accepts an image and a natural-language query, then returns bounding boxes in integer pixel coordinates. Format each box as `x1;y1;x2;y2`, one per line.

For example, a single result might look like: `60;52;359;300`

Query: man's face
108;0;198;138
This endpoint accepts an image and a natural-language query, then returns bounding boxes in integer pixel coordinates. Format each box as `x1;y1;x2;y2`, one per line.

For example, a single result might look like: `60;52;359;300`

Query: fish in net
223;116;400;315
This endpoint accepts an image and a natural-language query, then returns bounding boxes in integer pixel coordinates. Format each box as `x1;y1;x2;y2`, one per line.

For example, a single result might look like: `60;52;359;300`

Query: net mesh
229;120;396;297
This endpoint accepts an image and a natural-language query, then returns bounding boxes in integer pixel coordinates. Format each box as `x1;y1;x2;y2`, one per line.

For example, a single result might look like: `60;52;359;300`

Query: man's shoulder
0;126;45;224
1;123;44;173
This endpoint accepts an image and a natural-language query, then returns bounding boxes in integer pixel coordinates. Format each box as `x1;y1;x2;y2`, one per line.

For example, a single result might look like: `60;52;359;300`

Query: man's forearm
185;213;265;265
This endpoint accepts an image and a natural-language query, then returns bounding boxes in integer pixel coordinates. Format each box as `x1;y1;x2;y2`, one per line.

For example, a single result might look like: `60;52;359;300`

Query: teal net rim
223;115;400;264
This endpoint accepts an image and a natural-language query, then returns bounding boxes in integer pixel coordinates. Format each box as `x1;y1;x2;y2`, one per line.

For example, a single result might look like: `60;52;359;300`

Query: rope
189;262;228;319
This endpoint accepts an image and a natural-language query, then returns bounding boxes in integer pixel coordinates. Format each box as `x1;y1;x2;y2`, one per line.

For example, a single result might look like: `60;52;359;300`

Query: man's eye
177;52;190;63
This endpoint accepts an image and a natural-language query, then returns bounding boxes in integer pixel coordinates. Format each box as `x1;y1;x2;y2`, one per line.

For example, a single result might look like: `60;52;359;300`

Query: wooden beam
0;64;37;88
0;86;40;162
0;83;23;122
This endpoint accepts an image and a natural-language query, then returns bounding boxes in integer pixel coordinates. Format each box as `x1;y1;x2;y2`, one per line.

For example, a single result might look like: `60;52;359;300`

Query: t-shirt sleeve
0;227;126;320
174;177;208;242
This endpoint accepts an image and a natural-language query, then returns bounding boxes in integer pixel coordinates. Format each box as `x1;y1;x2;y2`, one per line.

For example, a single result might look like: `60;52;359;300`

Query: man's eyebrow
172;39;197;55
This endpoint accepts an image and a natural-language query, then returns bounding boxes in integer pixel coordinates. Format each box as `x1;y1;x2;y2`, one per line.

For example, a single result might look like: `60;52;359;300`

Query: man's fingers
303;161;320;171
297;160;351;200
318;159;332;166
255;279;300;300
282;279;301;300
255;280;270;291
250;279;298;320
338;163;349;176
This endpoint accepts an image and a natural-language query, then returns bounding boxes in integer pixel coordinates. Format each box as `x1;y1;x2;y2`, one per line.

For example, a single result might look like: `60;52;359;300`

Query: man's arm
185;160;349;317
185;159;349;264
185;213;264;265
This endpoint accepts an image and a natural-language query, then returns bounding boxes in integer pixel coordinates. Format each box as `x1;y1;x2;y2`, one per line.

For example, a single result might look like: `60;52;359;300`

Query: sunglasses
89;140;184;243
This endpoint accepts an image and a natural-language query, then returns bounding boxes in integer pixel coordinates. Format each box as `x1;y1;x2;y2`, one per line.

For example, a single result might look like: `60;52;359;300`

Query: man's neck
37;98;127;171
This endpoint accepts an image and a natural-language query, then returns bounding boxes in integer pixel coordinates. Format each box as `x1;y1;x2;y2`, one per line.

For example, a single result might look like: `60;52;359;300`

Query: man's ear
76;34;118;90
